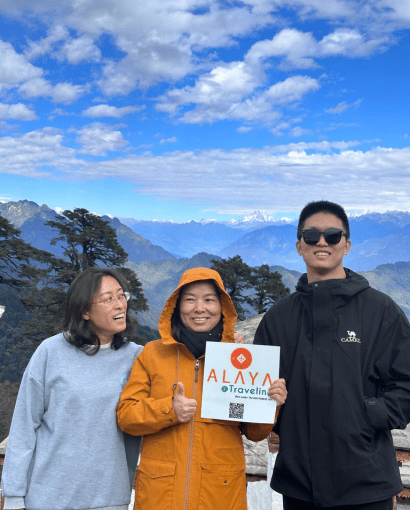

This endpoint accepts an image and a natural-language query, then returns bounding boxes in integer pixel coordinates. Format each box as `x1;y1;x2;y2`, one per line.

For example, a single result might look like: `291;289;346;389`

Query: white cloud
60;35;101;64
68;144;410;213
18;77;53;98
245;27;393;71
51;82;89;104
0;40;43;92
82;104;143;118
325;99;362;114
0;103;38;120
0;127;78;177
24;25;69;60
76;123;128;156
290;126;312;137
264;75;320;103
157;56;320;124
2;127;410;213
159;136;177;144
246;29;319;69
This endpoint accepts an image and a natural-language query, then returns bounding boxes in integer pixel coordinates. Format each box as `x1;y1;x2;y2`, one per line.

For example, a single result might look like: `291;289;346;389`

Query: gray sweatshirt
1;333;143;510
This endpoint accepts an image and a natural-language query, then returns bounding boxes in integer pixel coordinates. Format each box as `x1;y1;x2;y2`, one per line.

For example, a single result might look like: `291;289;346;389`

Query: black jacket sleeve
365;301;410;431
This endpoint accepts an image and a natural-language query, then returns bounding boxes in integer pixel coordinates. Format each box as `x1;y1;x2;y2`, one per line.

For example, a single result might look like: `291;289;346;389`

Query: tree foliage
45;208;127;271
18;209;148;342
249;264;290;314
0;216;56;289
0;209;148;346
210;255;253;320
210;256;290;319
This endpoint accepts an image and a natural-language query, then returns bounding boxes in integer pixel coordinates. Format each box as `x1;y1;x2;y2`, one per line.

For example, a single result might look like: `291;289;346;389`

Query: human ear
296;240;302;255
82;311;89;320
344;239;352;256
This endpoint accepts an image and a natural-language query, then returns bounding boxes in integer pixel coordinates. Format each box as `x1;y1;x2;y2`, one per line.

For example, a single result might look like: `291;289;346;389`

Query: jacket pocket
135;457;176;509
198;463;246;510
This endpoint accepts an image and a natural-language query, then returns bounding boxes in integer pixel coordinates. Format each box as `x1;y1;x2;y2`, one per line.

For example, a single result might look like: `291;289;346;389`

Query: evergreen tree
249;264;290;314
20;208;147;343
0;215;55;289
211;256;290;318
45;208;127;270
210;255;253;320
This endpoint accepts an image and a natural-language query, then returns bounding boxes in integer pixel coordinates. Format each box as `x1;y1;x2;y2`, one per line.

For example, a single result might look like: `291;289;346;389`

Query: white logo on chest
341;330;361;343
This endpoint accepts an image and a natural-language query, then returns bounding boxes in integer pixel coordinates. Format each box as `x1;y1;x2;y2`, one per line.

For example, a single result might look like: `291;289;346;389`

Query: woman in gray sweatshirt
1;267;142;510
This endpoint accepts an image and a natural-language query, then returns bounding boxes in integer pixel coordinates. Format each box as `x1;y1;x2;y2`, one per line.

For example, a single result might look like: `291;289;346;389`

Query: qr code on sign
229;402;244;419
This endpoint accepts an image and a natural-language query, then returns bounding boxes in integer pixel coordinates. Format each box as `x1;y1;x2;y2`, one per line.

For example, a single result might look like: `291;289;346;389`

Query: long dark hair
63;267;136;354
171;279;221;341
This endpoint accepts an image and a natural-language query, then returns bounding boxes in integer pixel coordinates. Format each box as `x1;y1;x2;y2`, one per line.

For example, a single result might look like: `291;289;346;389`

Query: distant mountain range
120;209;410;272
2;199;410;327
3;199;410;272
0;200;175;263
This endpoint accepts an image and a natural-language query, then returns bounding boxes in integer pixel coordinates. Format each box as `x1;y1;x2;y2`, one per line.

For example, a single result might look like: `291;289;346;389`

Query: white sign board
201;342;280;424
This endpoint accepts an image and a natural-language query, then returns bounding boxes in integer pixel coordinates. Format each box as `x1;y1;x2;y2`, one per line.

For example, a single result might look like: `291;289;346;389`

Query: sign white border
201;342;280;423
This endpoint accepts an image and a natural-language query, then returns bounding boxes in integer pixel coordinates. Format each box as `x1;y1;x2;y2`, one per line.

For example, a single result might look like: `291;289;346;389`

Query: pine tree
45;208;127;270
210;255;253;320
20;208;147;342
248;264;290;314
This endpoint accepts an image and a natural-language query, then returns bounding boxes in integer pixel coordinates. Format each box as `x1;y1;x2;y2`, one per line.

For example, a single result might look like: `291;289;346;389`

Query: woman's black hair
63;267;136;355
171;279;222;341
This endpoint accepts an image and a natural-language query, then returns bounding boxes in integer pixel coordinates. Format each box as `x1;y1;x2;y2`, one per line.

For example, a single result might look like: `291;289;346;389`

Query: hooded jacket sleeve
240;408;280;442
116;346;179;436
1;363;45;509
364;300;410;432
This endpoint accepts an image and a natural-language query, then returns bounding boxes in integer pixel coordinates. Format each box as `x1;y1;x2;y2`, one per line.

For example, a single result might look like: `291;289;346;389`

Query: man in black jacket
255;200;410;510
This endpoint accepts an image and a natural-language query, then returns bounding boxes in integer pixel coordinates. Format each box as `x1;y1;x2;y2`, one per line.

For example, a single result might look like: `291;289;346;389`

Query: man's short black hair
297;200;350;240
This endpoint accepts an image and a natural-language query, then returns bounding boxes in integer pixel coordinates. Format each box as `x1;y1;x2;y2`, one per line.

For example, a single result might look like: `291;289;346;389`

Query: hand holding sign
173;382;197;422
267;378;287;406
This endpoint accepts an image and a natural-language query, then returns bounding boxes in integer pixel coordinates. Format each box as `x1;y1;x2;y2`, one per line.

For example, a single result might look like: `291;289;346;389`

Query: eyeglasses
91;292;130;307
301;228;347;245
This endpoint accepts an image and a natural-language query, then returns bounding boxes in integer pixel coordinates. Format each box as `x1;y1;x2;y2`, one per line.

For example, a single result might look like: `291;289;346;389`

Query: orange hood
158;267;237;345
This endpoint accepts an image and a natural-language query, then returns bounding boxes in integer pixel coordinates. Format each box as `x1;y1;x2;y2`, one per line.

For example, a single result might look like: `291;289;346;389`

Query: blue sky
1;0;410;222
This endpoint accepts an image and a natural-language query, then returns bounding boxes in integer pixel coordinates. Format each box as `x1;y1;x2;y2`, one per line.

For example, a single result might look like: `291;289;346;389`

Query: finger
177;382;185;396
234;332;245;344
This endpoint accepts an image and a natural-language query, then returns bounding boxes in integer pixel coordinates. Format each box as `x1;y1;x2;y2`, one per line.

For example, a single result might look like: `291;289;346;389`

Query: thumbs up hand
172;382;197;422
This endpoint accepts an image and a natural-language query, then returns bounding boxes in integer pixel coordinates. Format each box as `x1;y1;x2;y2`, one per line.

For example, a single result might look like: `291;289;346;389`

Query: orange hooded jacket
116;267;275;510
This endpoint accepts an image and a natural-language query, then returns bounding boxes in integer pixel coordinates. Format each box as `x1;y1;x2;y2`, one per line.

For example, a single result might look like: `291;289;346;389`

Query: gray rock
235;314;264;344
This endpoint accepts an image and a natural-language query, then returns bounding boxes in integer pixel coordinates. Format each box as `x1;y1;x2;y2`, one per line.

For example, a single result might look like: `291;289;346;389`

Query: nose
316;233;328;245
194;299;206;312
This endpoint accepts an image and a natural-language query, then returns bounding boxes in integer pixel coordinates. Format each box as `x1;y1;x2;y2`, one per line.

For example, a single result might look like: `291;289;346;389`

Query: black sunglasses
301;228;347;245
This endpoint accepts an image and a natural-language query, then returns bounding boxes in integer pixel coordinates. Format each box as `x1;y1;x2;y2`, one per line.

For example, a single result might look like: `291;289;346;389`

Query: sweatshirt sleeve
1;367;45;507
116;350;179;436
365;301;410;431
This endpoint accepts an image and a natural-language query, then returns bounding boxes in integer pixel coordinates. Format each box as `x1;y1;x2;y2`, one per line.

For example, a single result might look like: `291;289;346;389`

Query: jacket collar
296;268;370;302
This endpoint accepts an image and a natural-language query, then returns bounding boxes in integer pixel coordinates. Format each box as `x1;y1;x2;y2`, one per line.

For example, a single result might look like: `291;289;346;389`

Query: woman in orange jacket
116;267;287;510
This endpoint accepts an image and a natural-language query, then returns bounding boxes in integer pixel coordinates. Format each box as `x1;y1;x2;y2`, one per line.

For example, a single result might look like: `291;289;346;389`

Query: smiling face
82;276;128;344
179;281;222;333
296;212;351;283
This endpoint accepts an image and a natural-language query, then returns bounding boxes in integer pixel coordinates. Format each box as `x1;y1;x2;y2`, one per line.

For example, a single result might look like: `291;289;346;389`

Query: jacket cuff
162;396;178;424
3;496;25;509
364;397;388;430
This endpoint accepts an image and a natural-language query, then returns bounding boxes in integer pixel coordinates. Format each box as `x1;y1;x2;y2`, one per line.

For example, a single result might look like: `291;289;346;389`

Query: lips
114;313;125;320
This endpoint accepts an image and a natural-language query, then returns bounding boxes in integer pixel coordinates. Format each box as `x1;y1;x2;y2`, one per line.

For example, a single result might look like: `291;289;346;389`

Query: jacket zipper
183;358;200;510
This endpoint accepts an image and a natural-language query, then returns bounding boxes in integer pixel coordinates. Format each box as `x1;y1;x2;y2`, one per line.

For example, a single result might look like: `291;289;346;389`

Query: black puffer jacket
254;269;410;507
